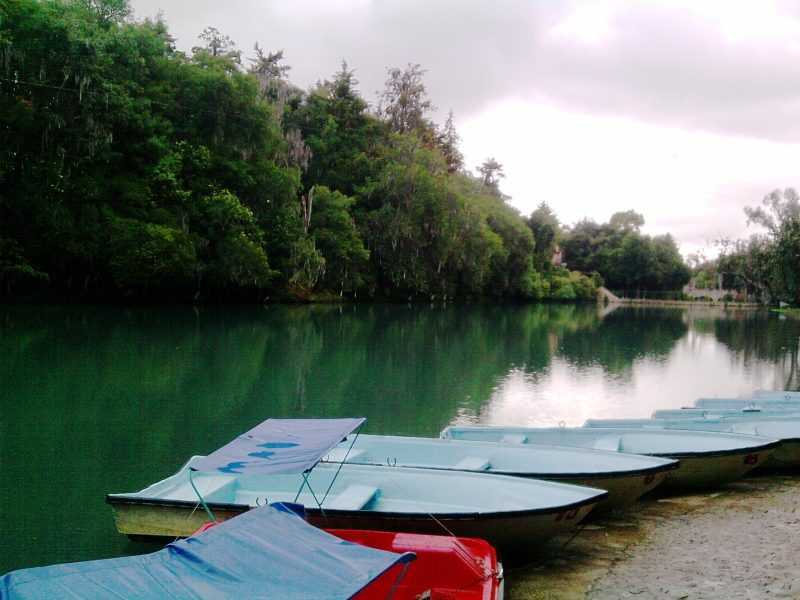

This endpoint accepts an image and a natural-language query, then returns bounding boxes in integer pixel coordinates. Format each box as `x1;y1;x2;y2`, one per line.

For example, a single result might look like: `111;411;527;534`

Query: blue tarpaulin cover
191;417;365;476
0;504;413;600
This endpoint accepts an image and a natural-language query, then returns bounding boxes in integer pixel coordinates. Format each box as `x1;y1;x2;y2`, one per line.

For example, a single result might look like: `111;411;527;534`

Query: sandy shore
508;474;800;599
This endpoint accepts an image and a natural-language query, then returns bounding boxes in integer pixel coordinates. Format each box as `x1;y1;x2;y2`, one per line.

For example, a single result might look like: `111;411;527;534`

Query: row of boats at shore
4;389;800;599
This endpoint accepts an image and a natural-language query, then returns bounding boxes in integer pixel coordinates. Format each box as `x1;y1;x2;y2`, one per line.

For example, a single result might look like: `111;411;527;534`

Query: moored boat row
5;390;800;598
323;434;679;509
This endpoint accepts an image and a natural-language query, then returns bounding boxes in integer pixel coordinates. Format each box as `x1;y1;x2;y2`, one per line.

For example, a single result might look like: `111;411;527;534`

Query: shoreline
610;299;762;309
509;473;800;599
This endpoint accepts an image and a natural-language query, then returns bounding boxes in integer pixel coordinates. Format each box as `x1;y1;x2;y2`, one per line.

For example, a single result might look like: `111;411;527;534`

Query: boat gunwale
331;459;681;480
643;439;781;459
661;427;800;445
104;489;609;521
443;428;781;458
747;436;800;444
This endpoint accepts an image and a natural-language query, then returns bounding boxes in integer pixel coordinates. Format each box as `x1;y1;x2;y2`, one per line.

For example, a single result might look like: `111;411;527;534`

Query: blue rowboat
323;434;677;510
441;425;778;490
694;397;800;410
1;503;415;600
107;418;608;549
592;414;800;469
754;390;800;400
108;460;607;549
654;408;800;420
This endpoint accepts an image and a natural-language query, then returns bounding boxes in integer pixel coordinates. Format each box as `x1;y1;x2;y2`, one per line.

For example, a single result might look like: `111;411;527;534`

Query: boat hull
306;504;597;550
552;470;670;509
109;498;245;539
535;451;765;492
106;495;599;550
655;449;771;490
766;440;800;468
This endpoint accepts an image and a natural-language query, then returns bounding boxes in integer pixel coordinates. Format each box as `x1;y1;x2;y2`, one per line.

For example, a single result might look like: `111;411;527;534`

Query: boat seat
501;434;528;444
164;475;237;502
325;485;379;510
323;447;367;463
453;456;491;471
593;436;623;452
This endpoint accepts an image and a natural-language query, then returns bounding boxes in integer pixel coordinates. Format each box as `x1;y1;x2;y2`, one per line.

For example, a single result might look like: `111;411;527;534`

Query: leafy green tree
477;158;505;196
79;0;130;23
106;217;197;291
358;142;452;297
720;188;800;304
559;219;605;273
718;237;774;300
614;234;655;291
310;186;370;295
0;238;49;295
249;45;291;100
609;210;645;233
527;202;560;271
650;234;691;290
195;26;240;63
194;189;274;289
288;237;325;292
485;204;536;297
285;63;386;197
436;110;463;173
746;189;800;304
378;63;434;135
561;213;689;292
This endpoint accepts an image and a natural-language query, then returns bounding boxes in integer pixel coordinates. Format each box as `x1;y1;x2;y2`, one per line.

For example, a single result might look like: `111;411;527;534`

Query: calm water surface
1;303;798;573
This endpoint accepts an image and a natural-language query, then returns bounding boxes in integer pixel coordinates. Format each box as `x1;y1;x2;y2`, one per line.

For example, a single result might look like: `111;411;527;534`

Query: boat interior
119;457;603;514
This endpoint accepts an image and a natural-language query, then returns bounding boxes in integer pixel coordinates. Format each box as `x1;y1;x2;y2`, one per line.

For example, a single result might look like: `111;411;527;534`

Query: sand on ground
508;474;800;599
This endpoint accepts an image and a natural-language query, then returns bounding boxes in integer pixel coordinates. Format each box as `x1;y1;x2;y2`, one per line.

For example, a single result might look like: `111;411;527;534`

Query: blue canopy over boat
191;417;365;476
0;503;413;600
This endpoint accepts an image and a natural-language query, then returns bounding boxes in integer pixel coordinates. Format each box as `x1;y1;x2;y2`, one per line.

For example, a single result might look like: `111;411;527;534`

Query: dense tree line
560;211;691;293
0;1;683;302
717;189;800;305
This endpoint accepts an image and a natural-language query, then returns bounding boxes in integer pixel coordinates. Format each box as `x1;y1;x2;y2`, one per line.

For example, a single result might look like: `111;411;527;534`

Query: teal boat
694;397;800;410
324;435;678;510
590;414;800;469
441;426;778;489
108;459;607;549
107;418;608;549
654;408;800;419
754;390;800;400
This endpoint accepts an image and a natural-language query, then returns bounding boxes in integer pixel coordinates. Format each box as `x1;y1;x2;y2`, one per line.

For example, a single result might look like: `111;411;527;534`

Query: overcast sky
129;0;800;257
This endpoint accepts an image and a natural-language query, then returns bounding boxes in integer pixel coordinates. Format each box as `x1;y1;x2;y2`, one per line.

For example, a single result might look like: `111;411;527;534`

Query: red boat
334;529;503;600
192;518;503;599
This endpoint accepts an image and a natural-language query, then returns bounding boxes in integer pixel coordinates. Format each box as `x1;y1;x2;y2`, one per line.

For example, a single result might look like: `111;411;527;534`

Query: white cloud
460;99;799;255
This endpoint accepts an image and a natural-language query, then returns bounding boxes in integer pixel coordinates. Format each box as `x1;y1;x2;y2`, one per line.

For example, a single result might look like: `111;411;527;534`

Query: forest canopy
0;0;689;301
715;189;800;306
560;211;691;293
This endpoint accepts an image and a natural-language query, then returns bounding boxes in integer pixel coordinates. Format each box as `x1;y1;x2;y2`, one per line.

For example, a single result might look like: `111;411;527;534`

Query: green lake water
1;303;798;573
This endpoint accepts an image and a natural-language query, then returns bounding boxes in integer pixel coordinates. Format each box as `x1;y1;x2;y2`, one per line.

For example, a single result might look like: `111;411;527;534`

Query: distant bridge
682;287;734;302
597;287;622;304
